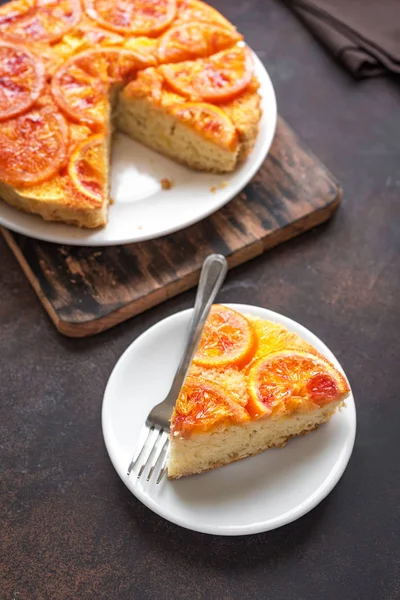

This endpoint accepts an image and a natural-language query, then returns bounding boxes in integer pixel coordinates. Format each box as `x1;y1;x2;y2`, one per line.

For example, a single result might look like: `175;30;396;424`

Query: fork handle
165;254;228;405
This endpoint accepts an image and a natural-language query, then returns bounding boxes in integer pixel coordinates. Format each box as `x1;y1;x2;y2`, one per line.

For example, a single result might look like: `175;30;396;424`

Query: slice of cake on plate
167;305;350;478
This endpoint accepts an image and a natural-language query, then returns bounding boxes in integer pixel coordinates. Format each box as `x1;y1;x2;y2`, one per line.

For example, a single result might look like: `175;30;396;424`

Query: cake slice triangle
167;305;350;478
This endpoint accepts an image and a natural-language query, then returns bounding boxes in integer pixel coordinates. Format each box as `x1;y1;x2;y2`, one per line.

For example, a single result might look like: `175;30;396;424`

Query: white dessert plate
102;304;356;536
0;51;277;246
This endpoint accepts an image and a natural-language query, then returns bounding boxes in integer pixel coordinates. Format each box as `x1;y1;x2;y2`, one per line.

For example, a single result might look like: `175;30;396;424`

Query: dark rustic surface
1;1;399;599
1;118;340;337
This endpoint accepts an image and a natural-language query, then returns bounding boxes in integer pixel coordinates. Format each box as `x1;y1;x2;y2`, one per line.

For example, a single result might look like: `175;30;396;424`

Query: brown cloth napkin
286;0;400;77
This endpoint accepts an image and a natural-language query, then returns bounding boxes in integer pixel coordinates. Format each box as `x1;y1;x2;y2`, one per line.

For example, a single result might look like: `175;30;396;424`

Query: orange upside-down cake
0;0;262;228
167;305;350;478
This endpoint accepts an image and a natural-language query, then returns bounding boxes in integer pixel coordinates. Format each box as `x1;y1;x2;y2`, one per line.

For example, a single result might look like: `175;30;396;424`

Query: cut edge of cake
0;169;109;229
0;109;112;229
117;65;262;175
167;398;347;479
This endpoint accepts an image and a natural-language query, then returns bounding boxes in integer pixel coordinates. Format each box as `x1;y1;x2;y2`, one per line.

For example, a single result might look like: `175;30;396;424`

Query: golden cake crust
122;66;261;160
168;405;342;479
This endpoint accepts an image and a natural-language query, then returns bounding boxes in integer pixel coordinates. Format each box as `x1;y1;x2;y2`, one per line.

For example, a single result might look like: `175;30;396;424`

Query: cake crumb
161;177;173;190
210;181;229;193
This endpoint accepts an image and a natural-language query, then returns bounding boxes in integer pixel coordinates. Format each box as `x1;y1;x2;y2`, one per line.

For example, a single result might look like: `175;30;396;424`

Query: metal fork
126;253;228;484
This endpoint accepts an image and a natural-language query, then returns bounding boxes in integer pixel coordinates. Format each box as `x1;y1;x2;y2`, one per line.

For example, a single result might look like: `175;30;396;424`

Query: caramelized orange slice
68;135;107;203
56;19;125;59
247;350;350;419
169;102;238;150
28;42;66;78
193;305;256;369
177;0;235;30
52;48;151;126
84;0;177;36
0;0;81;43
161;46;253;103
248;319;316;367
0;43;45;122
171;376;250;436
0;104;68;186
157;21;242;63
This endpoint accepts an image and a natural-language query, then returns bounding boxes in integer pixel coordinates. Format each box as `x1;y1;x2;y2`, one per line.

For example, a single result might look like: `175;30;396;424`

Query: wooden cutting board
1;117;341;337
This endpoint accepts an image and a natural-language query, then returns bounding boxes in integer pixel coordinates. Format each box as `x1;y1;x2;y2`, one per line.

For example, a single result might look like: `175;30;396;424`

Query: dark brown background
1;1;399;598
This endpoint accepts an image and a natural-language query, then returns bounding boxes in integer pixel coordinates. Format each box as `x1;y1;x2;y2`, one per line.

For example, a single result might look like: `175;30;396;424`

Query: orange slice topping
247;318;316;369
84;0;177;36
171;376;250;436
0;0;81;44
157;21;242;63
55;18;125;59
169;102;238;150
0;42;45;122
161;45;253;103
68;135;107;204
247;350;350;419
52;48;152;126
123;36;158;64
193;305;256;369
0;104;68;186
177;0;235;30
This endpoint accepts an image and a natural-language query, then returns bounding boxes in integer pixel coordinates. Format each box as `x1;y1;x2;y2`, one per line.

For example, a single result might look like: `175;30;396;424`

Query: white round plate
102;304;356;536
0;52;276;246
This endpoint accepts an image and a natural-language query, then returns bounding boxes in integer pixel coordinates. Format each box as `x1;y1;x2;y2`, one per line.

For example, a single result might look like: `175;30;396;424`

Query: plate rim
0;51;277;246
102;304;357;536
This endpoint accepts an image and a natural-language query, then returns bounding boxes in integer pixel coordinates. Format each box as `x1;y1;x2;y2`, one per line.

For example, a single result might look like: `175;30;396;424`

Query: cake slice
167;305;350;478
117;45;261;173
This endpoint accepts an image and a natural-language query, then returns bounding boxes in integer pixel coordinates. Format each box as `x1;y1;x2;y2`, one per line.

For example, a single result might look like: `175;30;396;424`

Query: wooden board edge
41;184;342;337
1;226;68;335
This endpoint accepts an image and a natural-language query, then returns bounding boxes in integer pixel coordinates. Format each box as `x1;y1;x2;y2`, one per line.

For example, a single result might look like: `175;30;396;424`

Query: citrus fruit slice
177;0;234;30
68;135;107;203
172;376;250;435
247;350;350;419
84;0;177;36
0;104;68;186
124;36;158;65
157;21;242;63
0;0;81;44
169;102;238;150
161;45;253;103
56;18;125;59
0;42;45;122
52;48;149;126
248;319;316;367
193;305;256;369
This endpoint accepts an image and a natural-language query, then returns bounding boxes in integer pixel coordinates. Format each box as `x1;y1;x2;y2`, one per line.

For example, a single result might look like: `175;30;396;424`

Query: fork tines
127;424;170;484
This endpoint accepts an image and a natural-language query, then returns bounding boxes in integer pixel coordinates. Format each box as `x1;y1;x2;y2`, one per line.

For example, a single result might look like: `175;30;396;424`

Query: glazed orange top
171;305;350;437
0;0;256;206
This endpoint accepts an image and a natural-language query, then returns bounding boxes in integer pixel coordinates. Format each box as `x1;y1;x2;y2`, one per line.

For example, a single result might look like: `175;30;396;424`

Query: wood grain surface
1;117;340;337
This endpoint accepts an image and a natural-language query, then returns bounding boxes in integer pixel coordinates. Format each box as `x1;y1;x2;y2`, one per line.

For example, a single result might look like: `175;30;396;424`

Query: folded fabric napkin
286;0;400;77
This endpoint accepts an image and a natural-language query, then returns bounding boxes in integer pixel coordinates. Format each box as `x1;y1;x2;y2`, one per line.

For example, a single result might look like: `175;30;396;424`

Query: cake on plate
167;305;350;478
0;0;262;228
